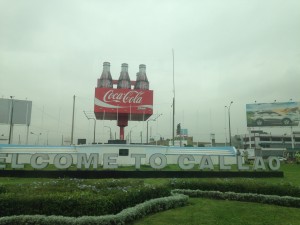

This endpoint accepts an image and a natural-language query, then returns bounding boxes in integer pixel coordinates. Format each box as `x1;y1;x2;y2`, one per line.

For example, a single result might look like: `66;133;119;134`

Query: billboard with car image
246;101;300;127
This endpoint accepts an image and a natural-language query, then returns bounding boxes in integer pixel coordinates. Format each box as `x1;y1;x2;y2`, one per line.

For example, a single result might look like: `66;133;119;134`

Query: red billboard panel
94;88;153;121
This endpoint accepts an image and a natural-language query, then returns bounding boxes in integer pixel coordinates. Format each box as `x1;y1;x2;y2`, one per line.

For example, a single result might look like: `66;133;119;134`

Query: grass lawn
134;163;300;225
132;198;300;225
277;163;300;185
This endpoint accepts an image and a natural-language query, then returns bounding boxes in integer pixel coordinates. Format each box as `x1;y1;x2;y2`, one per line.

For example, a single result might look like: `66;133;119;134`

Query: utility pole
225;101;233;146
8;96;14;144
84;111;97;143
172;49;175;146
71;95;75;145
146;114;162;144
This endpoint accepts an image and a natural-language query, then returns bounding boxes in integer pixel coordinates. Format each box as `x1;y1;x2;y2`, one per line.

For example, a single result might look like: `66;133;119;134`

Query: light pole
83;111;97;144
104;126;112;140
210;133;215;147
146;113;162;144
71;95;76;145
146;120;151;144
129;125;137;144
8;96;14;144
30;132;42;145
225;101;233;146
155;133;162;146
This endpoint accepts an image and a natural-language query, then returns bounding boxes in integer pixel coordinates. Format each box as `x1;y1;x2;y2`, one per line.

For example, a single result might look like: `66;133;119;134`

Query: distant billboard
181;129;188;136
246;101;300;127
0;98;32;125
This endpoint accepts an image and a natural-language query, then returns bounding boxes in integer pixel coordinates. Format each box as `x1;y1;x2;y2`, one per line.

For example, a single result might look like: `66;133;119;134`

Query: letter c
178;155;195;170
30;153;49;169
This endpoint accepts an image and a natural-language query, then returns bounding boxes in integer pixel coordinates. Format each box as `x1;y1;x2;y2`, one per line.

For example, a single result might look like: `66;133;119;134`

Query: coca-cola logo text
103;90;144;104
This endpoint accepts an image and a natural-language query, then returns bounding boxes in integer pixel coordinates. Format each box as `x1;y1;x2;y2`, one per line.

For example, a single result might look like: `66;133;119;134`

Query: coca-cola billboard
94;88;153;121
94;62;153;140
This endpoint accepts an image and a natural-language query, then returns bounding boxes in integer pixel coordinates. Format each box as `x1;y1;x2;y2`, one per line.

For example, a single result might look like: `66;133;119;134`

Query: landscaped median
1;177;300;225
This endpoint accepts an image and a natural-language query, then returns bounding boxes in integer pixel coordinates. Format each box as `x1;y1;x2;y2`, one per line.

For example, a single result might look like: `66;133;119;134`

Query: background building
237;131;300;159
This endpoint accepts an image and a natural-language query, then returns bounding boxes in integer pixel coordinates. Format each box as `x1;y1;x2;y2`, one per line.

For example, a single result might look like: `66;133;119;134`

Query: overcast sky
1;0;300;145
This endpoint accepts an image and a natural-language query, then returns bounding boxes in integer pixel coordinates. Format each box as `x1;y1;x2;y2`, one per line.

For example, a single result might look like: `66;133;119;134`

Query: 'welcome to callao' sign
0;153;281;171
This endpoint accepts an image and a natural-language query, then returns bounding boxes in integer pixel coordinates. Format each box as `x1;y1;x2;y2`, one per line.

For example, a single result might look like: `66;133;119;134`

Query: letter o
268;156;280;171
54;154;73;169
149;153;167;169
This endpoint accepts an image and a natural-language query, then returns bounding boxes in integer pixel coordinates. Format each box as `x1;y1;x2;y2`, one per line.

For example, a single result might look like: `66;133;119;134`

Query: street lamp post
30;132;42;145
210;133;215;147
225;101;233;146
8;96;14;144
129;125;137;144
146;114;162;144
83;111;97;144
146;120;151;144
155;133;162;146
104;126;112;140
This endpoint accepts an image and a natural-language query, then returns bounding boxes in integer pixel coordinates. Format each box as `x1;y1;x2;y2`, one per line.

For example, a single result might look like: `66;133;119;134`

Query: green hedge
0;186;170;217
169;178;300;197
0;185;5;194
0;194;189;225
172;189;300;208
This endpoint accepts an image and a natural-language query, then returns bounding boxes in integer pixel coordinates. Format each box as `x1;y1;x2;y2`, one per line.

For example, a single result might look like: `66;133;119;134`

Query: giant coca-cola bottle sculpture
134;64;149;90
117;63;131;89
94;62;153;143
98;62;113;88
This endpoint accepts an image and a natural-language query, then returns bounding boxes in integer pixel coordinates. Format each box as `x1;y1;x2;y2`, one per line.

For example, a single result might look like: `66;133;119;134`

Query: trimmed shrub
172;189;300;208
0;185;5;194
0;194;189;225
169;178;300;197
0;185;170;217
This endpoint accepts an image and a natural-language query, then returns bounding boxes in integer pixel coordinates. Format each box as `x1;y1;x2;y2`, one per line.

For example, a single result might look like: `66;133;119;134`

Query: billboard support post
291;126;295;149
249;129;252;149
26;125;29;145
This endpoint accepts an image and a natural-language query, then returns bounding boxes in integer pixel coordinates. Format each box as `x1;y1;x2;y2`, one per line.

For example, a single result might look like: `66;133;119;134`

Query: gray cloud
1;0;300;144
